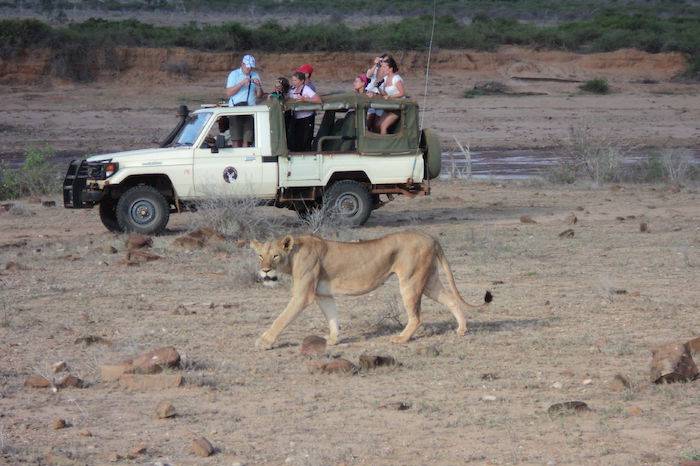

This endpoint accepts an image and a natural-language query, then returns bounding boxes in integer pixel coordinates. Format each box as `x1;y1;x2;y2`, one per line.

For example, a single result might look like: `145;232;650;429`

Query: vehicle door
192;111;266;198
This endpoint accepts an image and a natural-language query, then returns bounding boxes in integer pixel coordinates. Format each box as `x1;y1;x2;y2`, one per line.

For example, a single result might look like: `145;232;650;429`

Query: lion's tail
435;242;493;310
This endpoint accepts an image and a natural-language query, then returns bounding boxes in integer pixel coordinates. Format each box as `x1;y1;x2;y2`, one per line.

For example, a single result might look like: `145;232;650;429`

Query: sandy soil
1;180;699;465
1;47;699;159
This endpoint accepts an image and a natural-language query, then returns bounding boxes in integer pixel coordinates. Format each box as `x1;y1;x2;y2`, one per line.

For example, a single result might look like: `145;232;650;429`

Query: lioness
250;231;492;349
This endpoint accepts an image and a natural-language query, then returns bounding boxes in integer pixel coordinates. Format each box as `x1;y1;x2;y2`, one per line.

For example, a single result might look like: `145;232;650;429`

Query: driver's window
202;115;256;149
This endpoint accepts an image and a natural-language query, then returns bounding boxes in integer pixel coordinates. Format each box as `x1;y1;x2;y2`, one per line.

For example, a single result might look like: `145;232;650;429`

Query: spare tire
421;128;441;180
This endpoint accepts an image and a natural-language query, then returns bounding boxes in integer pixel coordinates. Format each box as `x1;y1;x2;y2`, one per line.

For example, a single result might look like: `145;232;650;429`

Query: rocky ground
1;180;699;465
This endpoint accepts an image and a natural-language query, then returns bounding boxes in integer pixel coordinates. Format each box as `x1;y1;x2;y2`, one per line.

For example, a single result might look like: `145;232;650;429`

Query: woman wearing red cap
295;64;316;92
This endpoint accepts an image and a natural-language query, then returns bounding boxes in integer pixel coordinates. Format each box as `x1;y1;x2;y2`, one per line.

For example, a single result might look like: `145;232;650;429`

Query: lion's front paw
255;334;275;350
456;326;468;336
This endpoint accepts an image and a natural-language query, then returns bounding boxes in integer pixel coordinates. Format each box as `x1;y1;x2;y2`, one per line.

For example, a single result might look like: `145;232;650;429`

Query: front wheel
116;185;170;235
99;198;122;233
323;180;372;227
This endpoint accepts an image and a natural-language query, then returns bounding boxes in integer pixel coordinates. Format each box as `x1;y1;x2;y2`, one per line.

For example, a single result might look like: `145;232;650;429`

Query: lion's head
249;235;295;286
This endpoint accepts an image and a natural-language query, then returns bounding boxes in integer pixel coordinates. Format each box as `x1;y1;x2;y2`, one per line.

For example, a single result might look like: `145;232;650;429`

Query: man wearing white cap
225;54;262;147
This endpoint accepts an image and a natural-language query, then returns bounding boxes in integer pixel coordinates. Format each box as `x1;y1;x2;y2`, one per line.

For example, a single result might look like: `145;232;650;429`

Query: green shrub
0;146;61;200
579;78;610;94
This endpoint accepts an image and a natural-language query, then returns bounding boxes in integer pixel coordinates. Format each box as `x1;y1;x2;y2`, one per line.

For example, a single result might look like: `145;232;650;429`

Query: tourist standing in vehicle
225;54;262;147
376;55;405;135
365;54;388;131
295;63;316;92
267;76;290;101
288;71;321;151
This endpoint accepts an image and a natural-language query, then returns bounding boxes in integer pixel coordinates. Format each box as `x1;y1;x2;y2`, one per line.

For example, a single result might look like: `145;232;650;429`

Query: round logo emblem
223;166;238;183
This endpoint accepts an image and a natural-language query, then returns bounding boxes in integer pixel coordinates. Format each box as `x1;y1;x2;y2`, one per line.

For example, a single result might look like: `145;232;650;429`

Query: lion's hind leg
390;273;428;344
316;296;340;345
423;266;468;336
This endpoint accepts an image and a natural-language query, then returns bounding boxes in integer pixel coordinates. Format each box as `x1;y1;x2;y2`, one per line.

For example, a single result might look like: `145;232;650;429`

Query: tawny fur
250;231;491;349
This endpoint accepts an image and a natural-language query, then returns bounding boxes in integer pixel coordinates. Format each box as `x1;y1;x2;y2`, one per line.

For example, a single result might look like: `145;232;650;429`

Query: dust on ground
1;180;699;465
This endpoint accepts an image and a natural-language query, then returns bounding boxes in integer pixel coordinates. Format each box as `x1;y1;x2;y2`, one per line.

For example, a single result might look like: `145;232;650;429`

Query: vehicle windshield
171;112;212;147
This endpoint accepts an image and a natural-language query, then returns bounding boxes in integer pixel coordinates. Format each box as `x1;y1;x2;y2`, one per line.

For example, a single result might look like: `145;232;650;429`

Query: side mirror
210;144;218;154
216;134;226;149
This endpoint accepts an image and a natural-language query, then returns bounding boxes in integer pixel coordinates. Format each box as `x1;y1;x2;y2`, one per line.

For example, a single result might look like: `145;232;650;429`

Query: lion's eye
273;255;279;260
258;255;263;261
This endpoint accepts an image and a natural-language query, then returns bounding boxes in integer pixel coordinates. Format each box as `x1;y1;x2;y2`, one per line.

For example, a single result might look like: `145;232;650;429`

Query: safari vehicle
63;93;441;234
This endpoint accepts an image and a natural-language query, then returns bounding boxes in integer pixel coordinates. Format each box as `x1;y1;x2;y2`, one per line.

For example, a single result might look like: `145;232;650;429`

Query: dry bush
161;60;192;79
187;194;284;241
9;202;33;217
661;149;696;184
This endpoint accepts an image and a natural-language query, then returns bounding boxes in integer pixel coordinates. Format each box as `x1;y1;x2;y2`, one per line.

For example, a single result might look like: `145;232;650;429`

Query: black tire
99;198;122;233
324;180;373;227
116;185;170;235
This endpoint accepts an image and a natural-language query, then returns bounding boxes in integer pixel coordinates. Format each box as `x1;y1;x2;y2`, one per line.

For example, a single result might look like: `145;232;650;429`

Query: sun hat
242;54;256;68
296;63;314;76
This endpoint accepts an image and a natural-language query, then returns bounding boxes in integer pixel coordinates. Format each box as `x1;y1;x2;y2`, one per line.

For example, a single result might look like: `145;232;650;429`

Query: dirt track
1;181;699;465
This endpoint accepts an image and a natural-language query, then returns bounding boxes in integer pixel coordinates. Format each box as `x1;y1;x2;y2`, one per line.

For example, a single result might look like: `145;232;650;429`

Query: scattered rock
519;215;537;224
124;249;161;265
52;418;68;430
55;374;84;389
24;374;51;388
130;346;181;374
552;382;563;389
582;378;592;385
107;453;122;462
126;234;152;250
575;206;584;211
611;288;627;295
650;342;698;383
321;358;357;374
192;436;214;457
119;374;183;391
100;363;133;382
481;373;498;381
127;444;147;459
101;244;118;254
5;261;27;272
626;405;643;416
615;216;626;221
155;400;176;419
42;200;56;207
79;429;92;437
416;345;440;357
609;374;631;392
481;395;497;402
188;227;225;243
172;235;205;250
74;335;111;346
565;213;578;225
640;222;649;233
300;335;327;357
358;354;398;370
52;361;68;373
547;401;591;415
558;229;575;238
379;401;411;411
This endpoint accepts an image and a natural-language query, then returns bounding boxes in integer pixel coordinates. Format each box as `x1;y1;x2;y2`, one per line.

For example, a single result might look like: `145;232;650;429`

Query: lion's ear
249;239;262;252
280;235;294;252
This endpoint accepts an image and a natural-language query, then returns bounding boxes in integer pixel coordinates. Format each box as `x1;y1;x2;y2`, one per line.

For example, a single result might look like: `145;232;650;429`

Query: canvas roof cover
266;93;421;156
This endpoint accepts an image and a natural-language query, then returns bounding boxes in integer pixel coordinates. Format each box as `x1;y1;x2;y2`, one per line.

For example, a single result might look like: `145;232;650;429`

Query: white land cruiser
63;93;441;234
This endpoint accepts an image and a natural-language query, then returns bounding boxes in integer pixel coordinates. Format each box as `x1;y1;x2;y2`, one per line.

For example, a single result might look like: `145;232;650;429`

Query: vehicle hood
86;147;190;163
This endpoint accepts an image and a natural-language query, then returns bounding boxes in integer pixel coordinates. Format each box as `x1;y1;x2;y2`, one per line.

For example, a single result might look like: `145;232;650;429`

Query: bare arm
225;77;250;97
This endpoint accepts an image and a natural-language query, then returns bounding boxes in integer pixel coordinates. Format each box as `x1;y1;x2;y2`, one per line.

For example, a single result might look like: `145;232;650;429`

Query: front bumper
63;160;104;208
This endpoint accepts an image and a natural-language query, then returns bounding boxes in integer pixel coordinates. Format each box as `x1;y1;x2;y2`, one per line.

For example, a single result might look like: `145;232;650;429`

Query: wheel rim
335;193;360;217
129;199;157;225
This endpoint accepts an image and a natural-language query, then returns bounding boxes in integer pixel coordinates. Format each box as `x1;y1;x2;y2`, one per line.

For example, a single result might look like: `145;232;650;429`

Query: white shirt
288;85;317;119
380;74;404;97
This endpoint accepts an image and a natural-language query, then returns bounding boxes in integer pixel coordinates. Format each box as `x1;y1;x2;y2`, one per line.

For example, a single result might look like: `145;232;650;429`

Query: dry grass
0;180;698;465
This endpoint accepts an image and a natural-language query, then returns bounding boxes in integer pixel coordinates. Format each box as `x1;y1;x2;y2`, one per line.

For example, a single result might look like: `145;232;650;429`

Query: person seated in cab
287;71;322;151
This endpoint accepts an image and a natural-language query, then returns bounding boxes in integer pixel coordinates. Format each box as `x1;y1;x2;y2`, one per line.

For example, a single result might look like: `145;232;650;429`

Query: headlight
104;162;118;178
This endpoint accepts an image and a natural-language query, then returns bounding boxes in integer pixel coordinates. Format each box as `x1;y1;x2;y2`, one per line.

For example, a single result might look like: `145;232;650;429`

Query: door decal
223;166;238;183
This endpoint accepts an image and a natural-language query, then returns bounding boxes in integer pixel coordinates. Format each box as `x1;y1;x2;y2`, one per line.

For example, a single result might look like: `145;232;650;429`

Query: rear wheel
323;180;372;227
116;185;170;235
99;198;122;233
